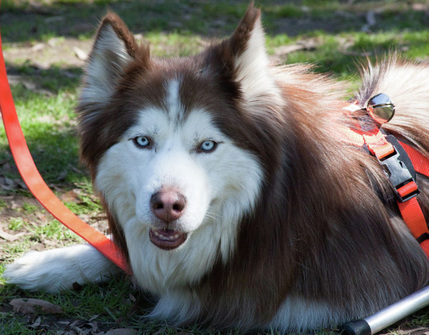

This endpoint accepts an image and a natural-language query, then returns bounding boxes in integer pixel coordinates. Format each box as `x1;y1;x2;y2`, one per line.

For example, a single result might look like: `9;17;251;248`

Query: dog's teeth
152;229;181;241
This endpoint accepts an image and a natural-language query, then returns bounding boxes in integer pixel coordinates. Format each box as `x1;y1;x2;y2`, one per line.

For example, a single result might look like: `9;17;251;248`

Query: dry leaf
273;40;316;57
31;43;45;52
88;314;100;322
73;47;88;61
10;298;63;314
28;316;42;328
0;226;25;241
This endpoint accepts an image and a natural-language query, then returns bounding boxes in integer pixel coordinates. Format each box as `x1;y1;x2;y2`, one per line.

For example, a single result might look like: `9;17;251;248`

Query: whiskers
204;209;220;222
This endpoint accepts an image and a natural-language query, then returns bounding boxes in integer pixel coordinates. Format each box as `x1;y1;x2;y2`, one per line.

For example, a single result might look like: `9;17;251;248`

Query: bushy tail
355;56;429;157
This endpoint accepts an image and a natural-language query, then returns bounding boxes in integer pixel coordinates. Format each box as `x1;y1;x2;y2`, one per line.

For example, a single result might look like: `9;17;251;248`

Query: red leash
0;30;130;274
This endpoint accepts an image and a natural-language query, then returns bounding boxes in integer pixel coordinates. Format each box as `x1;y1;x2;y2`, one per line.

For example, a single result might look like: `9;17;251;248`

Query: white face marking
127;108;218;234
165;79;181;122
95;79;263;292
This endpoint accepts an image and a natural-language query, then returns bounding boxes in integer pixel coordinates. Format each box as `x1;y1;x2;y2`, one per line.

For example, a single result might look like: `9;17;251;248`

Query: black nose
150;188;186;223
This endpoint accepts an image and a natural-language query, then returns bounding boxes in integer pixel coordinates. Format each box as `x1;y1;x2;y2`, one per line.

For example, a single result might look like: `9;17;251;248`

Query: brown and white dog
4;3;429;332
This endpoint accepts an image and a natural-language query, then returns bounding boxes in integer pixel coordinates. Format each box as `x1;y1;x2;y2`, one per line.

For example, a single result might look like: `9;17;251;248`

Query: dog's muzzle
149;188;188;250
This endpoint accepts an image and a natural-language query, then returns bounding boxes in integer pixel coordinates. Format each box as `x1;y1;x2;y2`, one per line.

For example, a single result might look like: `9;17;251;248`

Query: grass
0;276;155;334
2;0;429;334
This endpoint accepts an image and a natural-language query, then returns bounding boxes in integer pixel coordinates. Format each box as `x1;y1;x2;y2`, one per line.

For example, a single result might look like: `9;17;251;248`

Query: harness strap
341;105;429;257
365;131;429;257
0;32;130;274
370;135;429;257
400;141;429;177
362;132;395;159
397;200;428;239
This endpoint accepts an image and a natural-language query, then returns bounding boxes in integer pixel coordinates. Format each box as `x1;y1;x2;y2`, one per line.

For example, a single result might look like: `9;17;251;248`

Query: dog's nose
150;189;186;223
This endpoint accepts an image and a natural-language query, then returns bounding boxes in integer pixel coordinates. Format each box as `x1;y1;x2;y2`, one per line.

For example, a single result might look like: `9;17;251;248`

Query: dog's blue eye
199;140;217;153
132;136;152;149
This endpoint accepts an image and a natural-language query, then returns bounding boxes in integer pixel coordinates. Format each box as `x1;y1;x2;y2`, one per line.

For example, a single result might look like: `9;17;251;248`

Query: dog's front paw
3;244;121;293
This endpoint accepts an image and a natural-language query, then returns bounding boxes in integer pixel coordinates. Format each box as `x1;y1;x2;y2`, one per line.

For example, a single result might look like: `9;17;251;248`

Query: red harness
341;102;429;257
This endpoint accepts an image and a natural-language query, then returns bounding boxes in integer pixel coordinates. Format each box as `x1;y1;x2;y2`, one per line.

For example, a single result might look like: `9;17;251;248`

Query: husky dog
5;3;429;332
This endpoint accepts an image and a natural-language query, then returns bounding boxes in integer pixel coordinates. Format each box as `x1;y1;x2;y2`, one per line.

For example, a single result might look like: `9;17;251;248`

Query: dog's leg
3;244;122;293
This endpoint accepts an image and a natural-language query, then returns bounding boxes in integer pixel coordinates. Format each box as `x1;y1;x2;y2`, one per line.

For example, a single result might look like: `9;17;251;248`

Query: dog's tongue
149;228;187;250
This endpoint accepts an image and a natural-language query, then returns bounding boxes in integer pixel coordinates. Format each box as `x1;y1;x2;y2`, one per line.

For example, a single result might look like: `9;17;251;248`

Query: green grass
21;202;39;213
145;32;208;58
0;67;83;185
2;0;429;334
64;196;102;215
8;217;24;231
33;219;82;241
0;276;150;334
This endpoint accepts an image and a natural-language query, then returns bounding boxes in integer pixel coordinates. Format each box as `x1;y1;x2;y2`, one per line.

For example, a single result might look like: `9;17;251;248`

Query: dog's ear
208;2;281;104
79;12;147;108
228;2;265;70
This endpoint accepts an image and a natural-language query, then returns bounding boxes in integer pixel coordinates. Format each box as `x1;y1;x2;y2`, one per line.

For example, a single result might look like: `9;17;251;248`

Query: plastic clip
378;135;419;202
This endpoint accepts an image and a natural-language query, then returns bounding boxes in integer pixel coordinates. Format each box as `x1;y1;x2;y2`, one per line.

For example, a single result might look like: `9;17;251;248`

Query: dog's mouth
149;228;188;250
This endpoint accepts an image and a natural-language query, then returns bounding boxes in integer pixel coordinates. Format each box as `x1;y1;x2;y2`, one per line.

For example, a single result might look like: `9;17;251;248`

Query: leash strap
0;31;130;274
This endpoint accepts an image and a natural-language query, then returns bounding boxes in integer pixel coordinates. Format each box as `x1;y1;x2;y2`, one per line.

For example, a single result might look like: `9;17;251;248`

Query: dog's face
76;7;283;289
95;82;262;250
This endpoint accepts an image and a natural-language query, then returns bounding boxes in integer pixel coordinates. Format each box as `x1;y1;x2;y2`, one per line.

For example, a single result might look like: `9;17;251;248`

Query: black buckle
353;93;419;202
377;134;419;202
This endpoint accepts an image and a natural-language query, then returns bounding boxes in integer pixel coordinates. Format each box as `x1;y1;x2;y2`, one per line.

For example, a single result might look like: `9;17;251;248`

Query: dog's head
76;4;283;286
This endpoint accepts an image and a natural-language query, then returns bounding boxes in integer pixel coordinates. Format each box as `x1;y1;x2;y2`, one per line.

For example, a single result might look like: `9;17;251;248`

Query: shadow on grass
5;63;83;100
2;0;429;43
1;64;87;190
0;125;86;192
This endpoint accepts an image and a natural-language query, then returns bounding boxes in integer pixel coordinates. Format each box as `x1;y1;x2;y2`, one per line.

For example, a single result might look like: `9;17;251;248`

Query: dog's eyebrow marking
165;79;183;126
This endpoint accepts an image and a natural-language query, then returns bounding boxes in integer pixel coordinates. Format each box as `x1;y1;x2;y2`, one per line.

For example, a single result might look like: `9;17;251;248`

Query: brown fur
76;3;429;331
